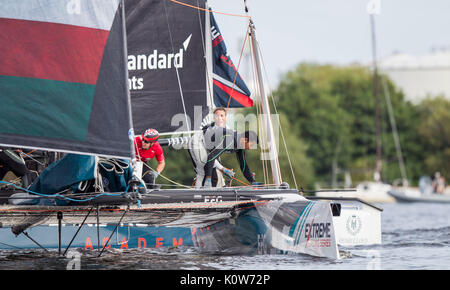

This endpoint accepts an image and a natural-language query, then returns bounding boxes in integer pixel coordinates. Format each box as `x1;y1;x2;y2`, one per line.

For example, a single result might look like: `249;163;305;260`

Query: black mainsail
126;0;209;135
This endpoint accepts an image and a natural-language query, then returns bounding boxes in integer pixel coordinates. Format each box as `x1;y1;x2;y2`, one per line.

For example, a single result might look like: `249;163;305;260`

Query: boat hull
0;190;340;259
0;189;383;259
388;189;450;203
314;182;395;203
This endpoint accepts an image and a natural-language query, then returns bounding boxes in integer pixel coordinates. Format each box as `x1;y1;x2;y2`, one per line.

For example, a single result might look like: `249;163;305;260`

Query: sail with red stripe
0;0;132;158
210;12;253;108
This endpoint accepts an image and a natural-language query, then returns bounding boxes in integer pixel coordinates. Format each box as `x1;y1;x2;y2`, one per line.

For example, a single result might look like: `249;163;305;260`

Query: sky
208;0;450;88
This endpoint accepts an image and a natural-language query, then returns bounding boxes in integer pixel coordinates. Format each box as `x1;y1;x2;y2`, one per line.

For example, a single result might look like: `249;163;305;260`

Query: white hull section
315;182;395;203
308;196;383;247
332;200;382;246
388;187;450;203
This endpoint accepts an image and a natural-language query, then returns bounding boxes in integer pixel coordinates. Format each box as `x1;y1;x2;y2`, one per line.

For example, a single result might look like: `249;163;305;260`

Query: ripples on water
0;203;449;270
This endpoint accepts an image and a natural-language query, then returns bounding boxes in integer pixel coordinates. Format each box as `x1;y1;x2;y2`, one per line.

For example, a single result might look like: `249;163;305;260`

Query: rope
205;134;235;162
229;176;250;186
141;162;192;189
0;180;124;203
18;149;45;166
142;157;252;188
19;149;36;158
169;0;251;18
226;24;250;109
171;1;251;111
167;0;259;186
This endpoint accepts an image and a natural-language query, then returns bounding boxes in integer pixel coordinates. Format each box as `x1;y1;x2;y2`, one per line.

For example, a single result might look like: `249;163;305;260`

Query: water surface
0;202;449;270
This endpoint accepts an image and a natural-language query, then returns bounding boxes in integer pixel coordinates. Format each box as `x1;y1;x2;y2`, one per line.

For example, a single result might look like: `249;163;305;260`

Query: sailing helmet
142;128;159;142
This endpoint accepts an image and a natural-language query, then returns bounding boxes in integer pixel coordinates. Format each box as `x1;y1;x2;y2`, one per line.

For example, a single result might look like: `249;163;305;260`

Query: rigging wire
141;162;191;189
249;44;265;182
170;0;251;19
162;1;271;185
170;0;251;111
243;0;270;184
163;0;190;131
0;180;123;203
18;149;36;158
248;24;269;185
142;159;252;188
226;25;250;109
247;1;284;185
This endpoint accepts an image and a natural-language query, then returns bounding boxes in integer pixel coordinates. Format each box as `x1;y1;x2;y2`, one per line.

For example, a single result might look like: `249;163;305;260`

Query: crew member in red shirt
134;128;165;187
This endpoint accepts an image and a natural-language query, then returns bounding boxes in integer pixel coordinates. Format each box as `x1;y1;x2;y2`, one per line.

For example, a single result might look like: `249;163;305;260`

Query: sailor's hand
203;177;212;188
221;168;235;178
151;171;159;180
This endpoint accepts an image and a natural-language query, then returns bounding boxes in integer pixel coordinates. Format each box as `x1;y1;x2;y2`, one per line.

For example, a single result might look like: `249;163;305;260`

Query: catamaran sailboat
0;0;382;260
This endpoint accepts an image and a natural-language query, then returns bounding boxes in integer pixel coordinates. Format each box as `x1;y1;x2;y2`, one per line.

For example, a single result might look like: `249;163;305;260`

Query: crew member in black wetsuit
188;107;235;188
202;127;258;188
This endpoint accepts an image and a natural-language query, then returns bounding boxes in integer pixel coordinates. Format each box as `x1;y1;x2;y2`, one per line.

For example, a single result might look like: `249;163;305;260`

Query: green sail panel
0;76;95;141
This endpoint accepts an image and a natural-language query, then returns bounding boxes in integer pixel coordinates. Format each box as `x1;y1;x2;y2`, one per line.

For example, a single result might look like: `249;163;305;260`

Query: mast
370;13;382;182
246;3;282;187
120;0;138;174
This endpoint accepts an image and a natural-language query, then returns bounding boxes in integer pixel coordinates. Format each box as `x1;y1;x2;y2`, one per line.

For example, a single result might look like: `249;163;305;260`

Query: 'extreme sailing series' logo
127;34;192;90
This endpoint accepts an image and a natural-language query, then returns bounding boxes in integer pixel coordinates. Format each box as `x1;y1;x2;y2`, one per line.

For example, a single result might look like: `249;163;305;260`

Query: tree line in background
154;63;449;190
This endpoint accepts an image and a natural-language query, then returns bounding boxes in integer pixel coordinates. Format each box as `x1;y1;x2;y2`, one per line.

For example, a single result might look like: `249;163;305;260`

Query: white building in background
379;49;450;103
